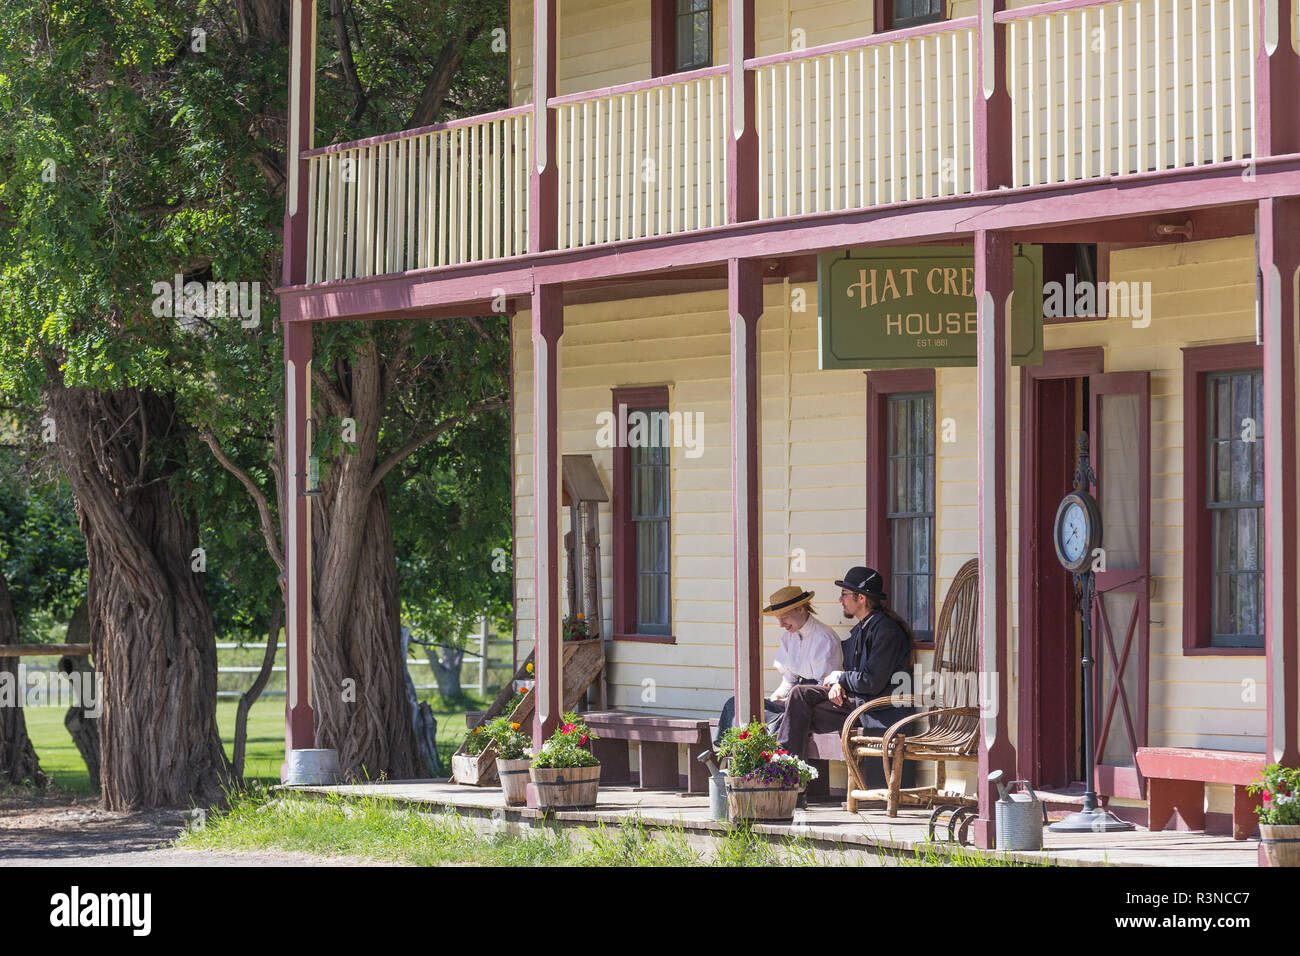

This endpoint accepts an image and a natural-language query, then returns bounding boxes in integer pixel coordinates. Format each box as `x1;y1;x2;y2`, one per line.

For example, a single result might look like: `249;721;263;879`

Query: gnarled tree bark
42;376;232;809
0;563;45;788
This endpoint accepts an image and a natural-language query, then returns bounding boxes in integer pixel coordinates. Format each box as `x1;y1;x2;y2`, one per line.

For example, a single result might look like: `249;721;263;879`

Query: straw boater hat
762;585;815;616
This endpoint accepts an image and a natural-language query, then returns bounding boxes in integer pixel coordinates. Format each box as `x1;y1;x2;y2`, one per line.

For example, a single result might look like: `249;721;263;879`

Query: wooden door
1088;372;1151;800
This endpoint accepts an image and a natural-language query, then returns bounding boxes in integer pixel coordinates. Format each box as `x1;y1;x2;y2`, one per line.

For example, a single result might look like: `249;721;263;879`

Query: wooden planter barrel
1260;824;1300;867
497;757;532;806
529;764;601;810
725;774;798;823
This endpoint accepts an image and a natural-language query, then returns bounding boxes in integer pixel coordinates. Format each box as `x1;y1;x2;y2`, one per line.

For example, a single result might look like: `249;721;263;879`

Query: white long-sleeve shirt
771;615;843;699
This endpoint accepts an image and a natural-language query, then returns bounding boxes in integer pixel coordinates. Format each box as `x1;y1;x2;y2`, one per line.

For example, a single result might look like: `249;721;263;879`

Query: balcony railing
553;66;730;249
302;107;531;284
1005;0;1257;188
751;17;978;216
298;0;1268;284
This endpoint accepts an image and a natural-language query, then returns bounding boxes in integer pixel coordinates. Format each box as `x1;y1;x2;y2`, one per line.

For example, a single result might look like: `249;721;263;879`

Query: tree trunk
43;379;232;809
401;627;443;777
0;564;45;788
425;643;465;701
298;335;423;781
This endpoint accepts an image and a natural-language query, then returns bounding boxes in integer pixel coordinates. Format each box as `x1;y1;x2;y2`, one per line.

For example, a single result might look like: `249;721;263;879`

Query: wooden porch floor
284;780;1258;867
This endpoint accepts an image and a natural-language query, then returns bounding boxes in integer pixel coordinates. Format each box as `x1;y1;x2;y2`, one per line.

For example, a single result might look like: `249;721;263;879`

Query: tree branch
312;366;350;420
199;426;286;575
404;19;488;130
329;0;368;123
365;399;507;497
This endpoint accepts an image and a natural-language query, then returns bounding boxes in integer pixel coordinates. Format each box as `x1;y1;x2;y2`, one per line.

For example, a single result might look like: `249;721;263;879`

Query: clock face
1054;491;1101;572
1059;502;1088;563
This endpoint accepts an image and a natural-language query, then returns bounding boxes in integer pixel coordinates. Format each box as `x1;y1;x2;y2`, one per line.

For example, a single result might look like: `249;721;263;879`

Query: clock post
1049;432;1135;833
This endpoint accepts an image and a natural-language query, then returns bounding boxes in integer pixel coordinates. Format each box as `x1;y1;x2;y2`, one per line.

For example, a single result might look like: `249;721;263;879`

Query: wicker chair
840;558;981;816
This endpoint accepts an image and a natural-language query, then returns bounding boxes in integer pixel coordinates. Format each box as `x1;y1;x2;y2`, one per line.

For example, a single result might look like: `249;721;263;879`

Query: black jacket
838;611;915;731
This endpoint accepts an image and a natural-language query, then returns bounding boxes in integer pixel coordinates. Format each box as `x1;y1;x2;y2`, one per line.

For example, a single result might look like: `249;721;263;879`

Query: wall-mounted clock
1053;490;1102;573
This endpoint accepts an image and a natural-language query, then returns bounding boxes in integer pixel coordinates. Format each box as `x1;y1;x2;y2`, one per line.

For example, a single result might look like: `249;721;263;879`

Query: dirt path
0;793;378;867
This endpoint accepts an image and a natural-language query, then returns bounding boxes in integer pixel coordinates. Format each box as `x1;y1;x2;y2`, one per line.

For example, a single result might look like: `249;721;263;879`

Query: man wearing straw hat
711;585;842;747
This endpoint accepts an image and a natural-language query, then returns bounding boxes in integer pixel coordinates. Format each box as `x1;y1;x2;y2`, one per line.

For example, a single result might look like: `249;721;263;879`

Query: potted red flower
528;711;601;810
716;720;817;823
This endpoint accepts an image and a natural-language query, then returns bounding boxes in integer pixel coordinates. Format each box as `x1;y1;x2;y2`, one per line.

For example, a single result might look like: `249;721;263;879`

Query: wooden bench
1135;747;1266;840
582;710;713;794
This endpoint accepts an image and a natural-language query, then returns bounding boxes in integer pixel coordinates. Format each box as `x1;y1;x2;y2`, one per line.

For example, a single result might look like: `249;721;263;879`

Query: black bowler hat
835;566;887;601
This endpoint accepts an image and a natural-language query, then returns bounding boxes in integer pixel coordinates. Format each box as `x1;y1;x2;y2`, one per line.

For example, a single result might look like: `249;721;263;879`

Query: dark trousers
773;684;917;790
714;696;786;747
772;684;854;759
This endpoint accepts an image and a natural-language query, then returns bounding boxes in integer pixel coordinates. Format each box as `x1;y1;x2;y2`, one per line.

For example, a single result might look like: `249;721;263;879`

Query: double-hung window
612;386;674;640
653;0;711;76
1182;343;1265;653
867;371;935;646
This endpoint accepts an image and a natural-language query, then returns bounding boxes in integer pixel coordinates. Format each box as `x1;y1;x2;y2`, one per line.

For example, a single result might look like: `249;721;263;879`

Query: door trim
1018;347;1104;787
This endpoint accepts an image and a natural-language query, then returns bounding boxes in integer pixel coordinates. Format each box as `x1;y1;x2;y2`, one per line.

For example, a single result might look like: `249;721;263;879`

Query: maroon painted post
530;285;564;761
1257;196;1300;864
529;0;558;253
281;0;317;769
972;229;1017;849
283;320;315;758
1255;0;1300;158
727;0;758;223
729;259;763;725
973;0;1010;192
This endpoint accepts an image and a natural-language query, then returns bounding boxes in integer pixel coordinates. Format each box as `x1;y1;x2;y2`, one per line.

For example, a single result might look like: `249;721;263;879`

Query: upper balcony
292;0;1285;292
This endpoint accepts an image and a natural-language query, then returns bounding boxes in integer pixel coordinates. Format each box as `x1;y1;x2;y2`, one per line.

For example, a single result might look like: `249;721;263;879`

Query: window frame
611;385;676;643
1181;342;1265;656
652;0;712;77
866;369;936;649
875;0;948;32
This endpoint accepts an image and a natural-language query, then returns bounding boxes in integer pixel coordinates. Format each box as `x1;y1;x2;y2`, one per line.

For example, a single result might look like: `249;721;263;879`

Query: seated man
713;585;842;747
773;567;915;767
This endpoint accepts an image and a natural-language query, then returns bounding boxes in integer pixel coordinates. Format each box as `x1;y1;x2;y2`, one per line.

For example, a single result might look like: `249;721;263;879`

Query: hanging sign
817;245;1044;369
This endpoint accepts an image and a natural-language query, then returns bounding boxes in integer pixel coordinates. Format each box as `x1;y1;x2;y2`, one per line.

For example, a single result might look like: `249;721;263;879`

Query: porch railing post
282;0;317;770
728;0;758;223
972;229;1016;850
529;285;564;781
283;320;315;760
974;0;1010;192
1257;197;1300;865
729;258;763;726
530;0;558;253
1255;0;1300;157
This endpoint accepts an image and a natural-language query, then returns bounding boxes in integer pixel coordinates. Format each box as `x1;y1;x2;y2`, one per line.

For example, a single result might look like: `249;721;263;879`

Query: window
877;0;946;31
652;0;711;76
867;370;935;646
1206;369;1264;646
675;0;712;71
612;386;674;641
1182;343;1265;653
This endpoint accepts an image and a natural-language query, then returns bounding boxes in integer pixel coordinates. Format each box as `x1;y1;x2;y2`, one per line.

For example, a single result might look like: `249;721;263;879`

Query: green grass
176;786;827;866
20;688;497;797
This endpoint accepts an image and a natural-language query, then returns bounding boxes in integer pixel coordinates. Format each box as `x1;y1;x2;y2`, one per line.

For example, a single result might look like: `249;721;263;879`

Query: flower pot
497;757;532;806
1260;823;1300;867
452;751;498;787
528;764;601;810
725;774;799;823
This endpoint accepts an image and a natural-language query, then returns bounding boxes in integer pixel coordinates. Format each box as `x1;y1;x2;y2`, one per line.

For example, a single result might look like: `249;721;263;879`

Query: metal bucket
707;772;728;822
990;770;1047;851
284;748;343;786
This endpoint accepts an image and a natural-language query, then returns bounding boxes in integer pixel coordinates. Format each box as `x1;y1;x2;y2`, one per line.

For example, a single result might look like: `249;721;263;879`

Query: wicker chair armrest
839;695;916;759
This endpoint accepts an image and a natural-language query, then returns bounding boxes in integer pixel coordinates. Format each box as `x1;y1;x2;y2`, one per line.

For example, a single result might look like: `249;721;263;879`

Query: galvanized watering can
989;769;1048;851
